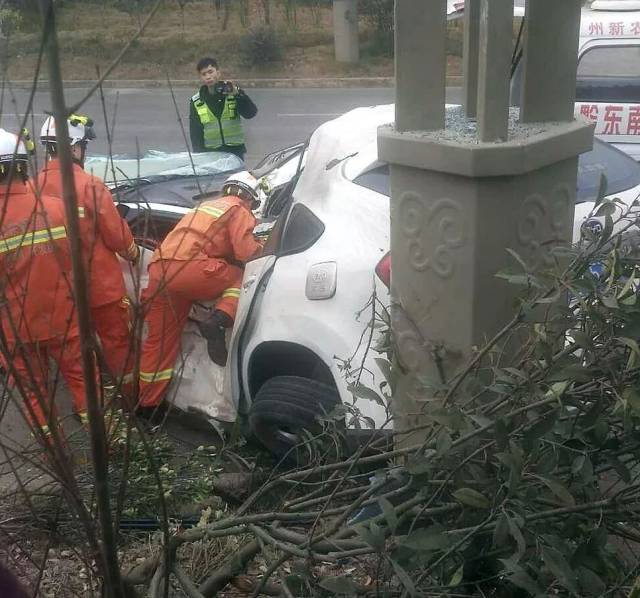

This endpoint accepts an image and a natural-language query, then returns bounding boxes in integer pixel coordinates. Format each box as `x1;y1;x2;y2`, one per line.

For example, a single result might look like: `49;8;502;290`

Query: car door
224;145;307;413
223;253;277;414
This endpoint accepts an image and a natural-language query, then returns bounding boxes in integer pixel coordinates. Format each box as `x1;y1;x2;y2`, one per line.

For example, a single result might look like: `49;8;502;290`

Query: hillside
1;0;463;82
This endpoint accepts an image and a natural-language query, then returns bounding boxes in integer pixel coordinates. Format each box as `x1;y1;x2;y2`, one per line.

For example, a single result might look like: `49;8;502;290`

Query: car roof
293;105;394;207
296;103;640;207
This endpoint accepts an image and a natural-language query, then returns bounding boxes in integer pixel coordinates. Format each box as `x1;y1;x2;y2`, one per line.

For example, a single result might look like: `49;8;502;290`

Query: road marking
0;113;45;118
277;113;342;118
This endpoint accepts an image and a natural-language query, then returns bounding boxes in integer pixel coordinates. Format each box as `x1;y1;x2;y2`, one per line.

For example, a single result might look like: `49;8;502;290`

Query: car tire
249;376;342;462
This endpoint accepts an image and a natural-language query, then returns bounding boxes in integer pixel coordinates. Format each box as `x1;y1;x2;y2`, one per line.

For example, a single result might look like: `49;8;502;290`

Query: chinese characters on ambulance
579;104;640;136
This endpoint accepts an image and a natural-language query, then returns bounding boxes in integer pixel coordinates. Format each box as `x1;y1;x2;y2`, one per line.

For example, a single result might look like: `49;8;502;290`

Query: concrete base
378;113;594;178
381;115;594;444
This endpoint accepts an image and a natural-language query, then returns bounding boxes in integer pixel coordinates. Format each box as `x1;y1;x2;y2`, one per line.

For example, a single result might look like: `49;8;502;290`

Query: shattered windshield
85;150;244;185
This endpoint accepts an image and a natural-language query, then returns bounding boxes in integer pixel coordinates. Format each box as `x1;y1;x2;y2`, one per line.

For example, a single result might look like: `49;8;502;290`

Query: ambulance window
577;45;640;102
578;46;640;78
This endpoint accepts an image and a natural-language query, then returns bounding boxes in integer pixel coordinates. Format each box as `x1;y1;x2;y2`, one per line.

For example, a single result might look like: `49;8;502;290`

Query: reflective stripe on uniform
0;225;67;254
139;368;174;383
195;206;226;219
78;206;85;218
222;288;241;299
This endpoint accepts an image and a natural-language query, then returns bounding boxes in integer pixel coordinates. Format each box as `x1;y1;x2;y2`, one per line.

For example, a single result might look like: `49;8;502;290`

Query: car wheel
249;376;342;462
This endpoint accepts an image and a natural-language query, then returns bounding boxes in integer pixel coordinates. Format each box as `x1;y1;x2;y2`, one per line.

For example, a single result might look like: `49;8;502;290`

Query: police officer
189;57;257;161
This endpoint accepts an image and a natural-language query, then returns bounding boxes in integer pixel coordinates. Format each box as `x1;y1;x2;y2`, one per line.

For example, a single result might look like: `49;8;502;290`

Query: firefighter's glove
197;310;233;366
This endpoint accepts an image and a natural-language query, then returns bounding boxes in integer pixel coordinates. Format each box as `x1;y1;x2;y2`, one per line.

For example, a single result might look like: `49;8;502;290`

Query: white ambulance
575;1;640;160
452;1;640;160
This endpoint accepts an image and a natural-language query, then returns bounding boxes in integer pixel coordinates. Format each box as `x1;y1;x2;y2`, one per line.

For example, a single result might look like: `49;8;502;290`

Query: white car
108;107;640;456
226;104;640;457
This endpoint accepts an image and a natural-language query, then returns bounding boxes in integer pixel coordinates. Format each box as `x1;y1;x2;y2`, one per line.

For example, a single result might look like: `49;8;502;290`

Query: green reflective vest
192;92;245;150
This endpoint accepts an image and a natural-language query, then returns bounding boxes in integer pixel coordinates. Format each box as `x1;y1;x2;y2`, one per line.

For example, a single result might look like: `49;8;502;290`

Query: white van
452;1;640;160
573;1;640;160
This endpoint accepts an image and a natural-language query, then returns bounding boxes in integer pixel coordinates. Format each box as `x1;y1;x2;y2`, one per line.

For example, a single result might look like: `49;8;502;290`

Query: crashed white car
113;106;640;456
226;104;640;457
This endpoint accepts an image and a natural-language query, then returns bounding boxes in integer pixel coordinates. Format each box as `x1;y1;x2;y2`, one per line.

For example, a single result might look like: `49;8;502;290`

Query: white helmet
222;171;260;202
0;129;28;174
40;113;96;147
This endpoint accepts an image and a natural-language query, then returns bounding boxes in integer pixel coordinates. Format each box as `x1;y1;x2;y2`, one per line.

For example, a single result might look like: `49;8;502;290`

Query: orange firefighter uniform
0;180;88;435
38;159;138;390
138;194;262;407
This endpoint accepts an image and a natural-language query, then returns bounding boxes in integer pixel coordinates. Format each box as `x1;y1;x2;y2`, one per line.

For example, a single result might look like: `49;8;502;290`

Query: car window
280;204;325;256
576;45;640;102
127;209;183;248
578;138;640;202
352;140;640;205
352;166;391;197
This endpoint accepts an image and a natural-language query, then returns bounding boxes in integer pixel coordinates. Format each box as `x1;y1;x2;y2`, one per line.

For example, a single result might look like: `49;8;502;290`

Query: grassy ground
1;1;463;81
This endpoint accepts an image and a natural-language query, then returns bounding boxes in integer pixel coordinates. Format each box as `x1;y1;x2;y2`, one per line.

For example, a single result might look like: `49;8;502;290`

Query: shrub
238;25;283;68
0;7;22;36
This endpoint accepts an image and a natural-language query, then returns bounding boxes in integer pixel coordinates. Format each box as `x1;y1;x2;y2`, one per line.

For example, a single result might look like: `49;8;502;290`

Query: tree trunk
222;0;230;30
262;0;271;24
238;0;249;27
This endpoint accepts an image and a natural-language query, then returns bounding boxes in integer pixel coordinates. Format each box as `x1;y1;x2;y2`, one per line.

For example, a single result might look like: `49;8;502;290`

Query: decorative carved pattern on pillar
516;185;571;270
400;192;467;280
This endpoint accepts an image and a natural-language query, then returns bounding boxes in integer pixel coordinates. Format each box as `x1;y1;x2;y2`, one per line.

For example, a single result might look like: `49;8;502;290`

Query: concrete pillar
521;0;582;123
333;0;359;64
395;0;446;132
463;0;481;119
477;0;513;141
378;1;593;447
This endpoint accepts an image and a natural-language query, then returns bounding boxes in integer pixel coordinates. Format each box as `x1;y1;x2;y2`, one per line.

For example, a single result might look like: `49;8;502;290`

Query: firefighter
0;128;89;438
38;114;138;396
138;172;263;412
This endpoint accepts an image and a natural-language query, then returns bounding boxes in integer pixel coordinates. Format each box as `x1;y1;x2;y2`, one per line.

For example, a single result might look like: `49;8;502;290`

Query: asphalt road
0;86;463;167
